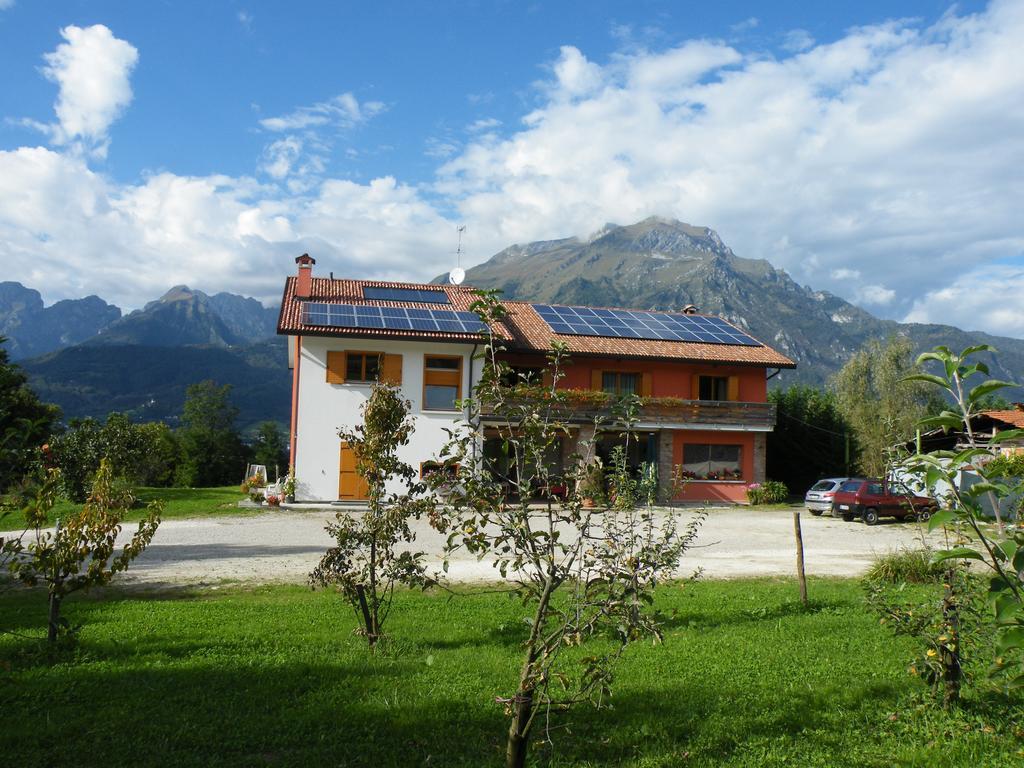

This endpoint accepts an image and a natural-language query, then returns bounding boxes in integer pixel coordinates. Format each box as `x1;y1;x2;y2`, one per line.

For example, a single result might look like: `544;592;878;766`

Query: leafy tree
309;383;433;648
900;344;1024;700
0;337;60;492
832;336;932;477
176;380;246;487
134;421;180;487
6;459;161;644
431;291;698;768
767;385;852;491
252;421;287;476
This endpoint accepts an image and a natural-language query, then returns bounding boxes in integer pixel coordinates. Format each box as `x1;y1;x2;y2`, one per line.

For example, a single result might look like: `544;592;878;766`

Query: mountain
442;217;1024;393
89;285;278;348
0;282;121;359
21;338;291;433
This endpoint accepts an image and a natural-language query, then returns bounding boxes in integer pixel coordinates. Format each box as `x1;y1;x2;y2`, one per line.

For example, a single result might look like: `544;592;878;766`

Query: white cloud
854;284;897;306
831;268;861;279
40;25;138;157
904;263;1024;336
0;0;15;10
4;2;1024;344
781;29;815;52
238;11;253;30
467;117;501;132
259;93;384;132
731;17;759;34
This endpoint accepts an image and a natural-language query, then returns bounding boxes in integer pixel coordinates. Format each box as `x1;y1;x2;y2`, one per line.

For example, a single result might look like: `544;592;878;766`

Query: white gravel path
116;505;943;587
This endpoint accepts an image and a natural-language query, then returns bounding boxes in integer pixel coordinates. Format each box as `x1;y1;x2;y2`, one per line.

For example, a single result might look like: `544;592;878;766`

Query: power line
776;409;848;437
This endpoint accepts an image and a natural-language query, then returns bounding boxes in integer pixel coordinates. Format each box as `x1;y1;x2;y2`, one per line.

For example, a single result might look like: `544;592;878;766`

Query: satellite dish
448;267;465;285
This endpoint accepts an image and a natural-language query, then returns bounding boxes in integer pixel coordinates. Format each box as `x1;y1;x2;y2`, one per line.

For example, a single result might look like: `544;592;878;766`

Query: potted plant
578;458;605;508
282;473;297;503
266;494;281;508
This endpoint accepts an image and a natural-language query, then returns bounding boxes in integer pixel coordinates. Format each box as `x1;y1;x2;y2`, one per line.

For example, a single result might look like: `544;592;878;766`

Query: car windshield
810;480;836;491
838;480;862;492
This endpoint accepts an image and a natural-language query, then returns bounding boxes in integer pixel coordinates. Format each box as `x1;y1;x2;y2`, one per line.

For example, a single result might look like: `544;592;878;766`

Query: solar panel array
302;302;486;334
362;286;450;304
532;304;761;346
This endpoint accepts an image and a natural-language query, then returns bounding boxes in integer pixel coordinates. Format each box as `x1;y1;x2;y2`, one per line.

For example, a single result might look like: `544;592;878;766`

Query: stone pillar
658;430;676;503
753;432;767;483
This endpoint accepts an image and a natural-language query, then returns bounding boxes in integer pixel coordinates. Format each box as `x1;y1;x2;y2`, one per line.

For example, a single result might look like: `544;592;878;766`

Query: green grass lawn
0;485;250;531
1;578;1020;767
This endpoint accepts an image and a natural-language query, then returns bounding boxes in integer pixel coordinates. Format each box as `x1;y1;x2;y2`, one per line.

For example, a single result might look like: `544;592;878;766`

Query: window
698;376;728;400
680;444;743;481
346;352;380;382
326;351;403;385
500;366;544;388
602;371;640;396
423;355;462;411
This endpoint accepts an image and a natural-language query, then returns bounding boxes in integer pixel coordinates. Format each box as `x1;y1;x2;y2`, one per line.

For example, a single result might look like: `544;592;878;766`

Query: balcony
478;391;777;431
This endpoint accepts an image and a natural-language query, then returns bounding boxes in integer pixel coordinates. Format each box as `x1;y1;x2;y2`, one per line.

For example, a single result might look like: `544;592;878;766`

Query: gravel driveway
119;505;942;587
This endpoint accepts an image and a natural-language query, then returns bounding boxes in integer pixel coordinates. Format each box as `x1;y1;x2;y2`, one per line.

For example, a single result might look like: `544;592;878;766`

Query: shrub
747;479;788;504
865;547;945;584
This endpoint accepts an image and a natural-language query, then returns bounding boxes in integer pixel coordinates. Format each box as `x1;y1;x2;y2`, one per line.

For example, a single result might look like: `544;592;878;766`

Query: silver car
804;477;850;516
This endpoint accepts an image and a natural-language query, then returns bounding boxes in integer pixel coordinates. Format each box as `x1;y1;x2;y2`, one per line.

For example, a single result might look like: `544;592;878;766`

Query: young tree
902;344;1024;698
176;380;246;487
309;383;434;648
832;336;932;477
7;459;161;644
431;291;698;768
0;337;60;492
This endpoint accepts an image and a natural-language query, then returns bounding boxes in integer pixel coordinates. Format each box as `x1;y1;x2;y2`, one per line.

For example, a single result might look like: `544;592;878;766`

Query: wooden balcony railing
478;392;777;430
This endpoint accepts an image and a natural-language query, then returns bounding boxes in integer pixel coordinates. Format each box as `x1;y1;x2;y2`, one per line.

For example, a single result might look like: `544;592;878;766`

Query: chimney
682;304;699;315
295;253;315;298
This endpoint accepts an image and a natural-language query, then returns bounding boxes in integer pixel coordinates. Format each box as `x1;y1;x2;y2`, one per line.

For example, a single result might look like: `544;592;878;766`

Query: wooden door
338;442;369;500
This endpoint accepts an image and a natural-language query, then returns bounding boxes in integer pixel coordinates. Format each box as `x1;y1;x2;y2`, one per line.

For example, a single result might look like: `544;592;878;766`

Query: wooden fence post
793;510;808;606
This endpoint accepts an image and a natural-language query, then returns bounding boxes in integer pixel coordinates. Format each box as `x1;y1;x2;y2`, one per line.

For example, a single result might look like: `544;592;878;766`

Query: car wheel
810;509;823;516
863;507;880;526
917;506;933;522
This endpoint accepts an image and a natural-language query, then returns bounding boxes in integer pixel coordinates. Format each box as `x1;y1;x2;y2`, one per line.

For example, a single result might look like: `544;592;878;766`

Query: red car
831;478;937;525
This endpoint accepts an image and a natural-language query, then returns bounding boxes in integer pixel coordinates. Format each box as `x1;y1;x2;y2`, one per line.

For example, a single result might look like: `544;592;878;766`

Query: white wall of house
292;335;480;501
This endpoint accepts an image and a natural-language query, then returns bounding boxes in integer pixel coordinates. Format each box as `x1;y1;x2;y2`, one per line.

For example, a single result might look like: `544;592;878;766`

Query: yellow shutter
381;354;403;385
591;369;603;391
691;374;700;400
326;351;345;384
727;376;739;402
640;372;652;397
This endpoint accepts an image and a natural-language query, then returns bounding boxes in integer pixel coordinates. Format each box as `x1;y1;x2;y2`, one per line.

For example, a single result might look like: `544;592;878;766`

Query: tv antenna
448;224;467;285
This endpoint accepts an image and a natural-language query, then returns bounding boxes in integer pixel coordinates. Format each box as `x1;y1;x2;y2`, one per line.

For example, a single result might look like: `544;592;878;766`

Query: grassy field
1;578;1020;767
0;485;249;531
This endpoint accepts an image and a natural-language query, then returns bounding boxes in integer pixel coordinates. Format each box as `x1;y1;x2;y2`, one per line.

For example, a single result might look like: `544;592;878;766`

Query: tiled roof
980;409;1024;430
277;276;796;368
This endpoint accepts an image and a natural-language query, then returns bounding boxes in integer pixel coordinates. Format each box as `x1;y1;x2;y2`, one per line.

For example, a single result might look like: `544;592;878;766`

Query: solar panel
302;302;486;334
362;286;451;304
531;304;761;346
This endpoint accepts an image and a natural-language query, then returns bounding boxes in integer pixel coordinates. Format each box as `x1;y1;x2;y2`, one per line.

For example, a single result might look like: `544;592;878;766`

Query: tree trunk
355;584;376;648
942;574;961;708
47;592;62;645
506;689;534;768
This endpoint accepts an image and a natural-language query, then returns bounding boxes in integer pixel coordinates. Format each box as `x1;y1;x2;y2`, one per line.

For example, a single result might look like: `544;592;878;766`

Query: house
277;255;796;503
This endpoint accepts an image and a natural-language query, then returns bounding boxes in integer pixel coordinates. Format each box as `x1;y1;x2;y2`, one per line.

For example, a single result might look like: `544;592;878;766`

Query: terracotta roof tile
277;276;796;368
980;410;1024;429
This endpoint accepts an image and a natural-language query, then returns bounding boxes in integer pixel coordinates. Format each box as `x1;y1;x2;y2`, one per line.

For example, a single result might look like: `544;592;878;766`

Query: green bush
746;479;789;504
864;548;945;584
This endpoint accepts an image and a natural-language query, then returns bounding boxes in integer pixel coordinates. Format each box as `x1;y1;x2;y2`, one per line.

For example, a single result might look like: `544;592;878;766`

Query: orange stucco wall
499;353;768;402
671;430;754;503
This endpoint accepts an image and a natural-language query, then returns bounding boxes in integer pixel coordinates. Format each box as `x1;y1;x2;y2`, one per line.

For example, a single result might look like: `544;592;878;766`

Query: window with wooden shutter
327;351;394;384
380;354;403;385
423;355;462;410
726;375;739;402
640;372;652;397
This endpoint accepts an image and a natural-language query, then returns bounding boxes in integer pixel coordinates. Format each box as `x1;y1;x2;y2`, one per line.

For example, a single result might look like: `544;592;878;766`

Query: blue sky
1;0;1022;338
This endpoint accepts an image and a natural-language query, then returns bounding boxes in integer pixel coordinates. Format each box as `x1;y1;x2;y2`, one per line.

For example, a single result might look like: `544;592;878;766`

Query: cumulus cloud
4;2;1024;343
781;29;815;52
39;25;138;157
0;0;15;10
